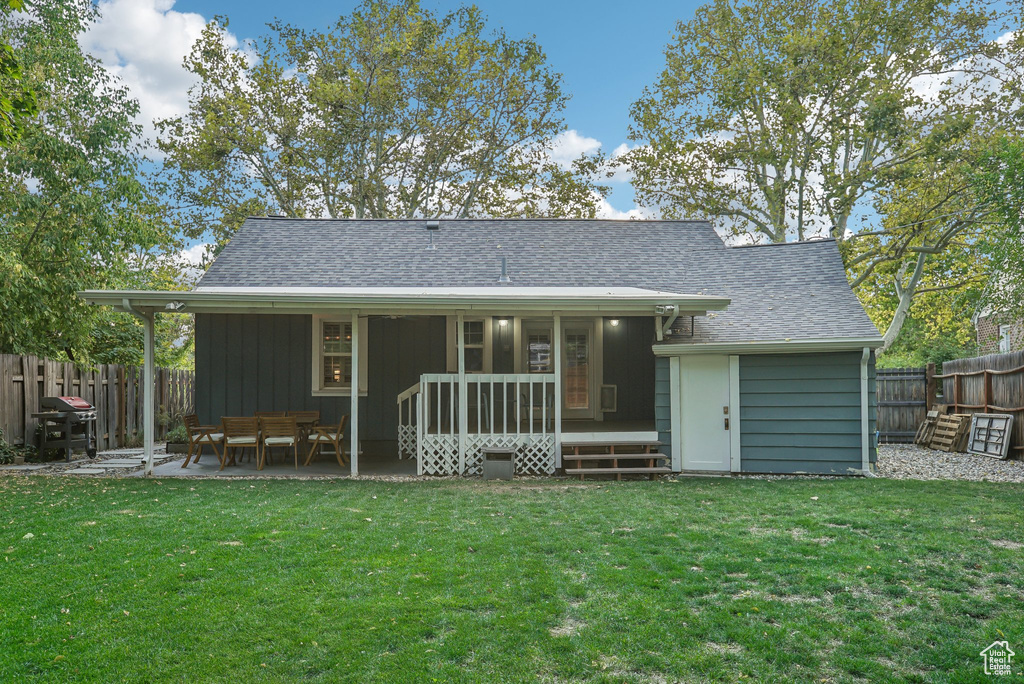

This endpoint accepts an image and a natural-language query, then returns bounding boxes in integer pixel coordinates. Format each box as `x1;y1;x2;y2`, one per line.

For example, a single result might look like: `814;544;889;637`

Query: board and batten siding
654;356;671;457
195;314;447;446
738;352;876;475
602;317;656;422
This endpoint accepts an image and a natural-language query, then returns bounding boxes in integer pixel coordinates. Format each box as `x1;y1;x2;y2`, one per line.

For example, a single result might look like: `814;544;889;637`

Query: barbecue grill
33;396;98;462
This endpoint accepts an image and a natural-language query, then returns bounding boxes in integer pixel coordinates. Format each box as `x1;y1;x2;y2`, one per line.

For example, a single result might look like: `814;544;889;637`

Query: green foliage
157;1;607;246
0;427;33;464
163;423;188;444
0;0;37;146
874;316;978;368
0;0;180;364
972;137;1024;323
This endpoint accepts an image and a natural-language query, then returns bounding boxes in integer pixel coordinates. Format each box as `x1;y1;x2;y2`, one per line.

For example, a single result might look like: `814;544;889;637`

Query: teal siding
195;314;447;448
654;357;671;457
739;352;874;475
602;317;656;421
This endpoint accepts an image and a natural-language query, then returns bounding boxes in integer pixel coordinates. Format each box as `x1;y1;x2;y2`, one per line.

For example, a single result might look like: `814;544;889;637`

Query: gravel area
0;444;177;477
876;443;1024;483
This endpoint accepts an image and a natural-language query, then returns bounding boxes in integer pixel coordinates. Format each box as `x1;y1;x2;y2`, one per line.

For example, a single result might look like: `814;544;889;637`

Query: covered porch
80;286;728;477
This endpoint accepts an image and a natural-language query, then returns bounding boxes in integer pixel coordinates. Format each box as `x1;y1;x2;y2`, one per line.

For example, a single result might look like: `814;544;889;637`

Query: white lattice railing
399;373;557;476
396;382;420;460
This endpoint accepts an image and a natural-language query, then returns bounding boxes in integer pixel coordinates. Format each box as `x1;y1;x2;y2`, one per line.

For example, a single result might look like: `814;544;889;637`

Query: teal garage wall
738;352;876;474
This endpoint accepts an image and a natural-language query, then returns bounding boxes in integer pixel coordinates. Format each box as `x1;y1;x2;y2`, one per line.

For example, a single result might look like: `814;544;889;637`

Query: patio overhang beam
79;288;731;317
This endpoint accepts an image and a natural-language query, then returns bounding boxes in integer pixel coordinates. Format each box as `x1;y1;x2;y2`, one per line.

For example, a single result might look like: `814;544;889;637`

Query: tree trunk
879;252;927;354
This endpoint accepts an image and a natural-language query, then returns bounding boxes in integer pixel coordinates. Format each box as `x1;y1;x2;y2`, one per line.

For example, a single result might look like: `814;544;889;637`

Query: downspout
860;346;871;475
122;298;156;477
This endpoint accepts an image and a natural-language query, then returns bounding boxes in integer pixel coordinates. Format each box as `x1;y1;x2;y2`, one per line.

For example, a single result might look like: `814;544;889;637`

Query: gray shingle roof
198;217;880;343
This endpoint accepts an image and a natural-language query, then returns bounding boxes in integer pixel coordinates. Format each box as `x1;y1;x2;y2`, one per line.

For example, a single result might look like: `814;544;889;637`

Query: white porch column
457;311;467;475
553;313;562;469
350;311;360;476
142;310;155;477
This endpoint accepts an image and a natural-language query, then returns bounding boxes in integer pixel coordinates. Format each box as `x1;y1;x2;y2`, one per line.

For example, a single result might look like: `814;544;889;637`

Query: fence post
925;363;936;410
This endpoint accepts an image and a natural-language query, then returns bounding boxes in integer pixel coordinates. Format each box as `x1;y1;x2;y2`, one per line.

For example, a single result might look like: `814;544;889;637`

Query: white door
678;355;732;472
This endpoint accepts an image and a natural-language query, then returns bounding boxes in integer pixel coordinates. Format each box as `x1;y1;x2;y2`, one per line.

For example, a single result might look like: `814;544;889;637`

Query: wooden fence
0;354;194;452
876;367;930;443
938;350;1024;456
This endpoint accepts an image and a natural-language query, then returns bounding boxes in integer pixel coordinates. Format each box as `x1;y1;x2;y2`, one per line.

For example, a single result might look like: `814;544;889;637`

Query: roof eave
78;289;731;316
652;336;885;356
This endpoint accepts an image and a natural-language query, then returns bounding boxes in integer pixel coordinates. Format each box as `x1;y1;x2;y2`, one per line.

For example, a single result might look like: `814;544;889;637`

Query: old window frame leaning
311;315;369;396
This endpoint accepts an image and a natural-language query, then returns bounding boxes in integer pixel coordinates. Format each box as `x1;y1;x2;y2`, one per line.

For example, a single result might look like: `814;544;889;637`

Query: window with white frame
999;324;1011;353
446;316;492;373
312;315;368;395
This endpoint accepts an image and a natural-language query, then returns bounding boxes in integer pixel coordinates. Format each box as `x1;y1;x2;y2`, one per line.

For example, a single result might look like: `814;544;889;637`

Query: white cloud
595;196;651;221
79;0;240;148
548;129;602;169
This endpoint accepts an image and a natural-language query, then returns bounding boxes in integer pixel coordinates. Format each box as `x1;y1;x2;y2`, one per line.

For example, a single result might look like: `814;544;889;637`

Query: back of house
86;217;883;476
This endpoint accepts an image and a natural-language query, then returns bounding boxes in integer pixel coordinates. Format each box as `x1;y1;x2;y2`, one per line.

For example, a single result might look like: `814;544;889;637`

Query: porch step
564;466;672;477
563;453;666;461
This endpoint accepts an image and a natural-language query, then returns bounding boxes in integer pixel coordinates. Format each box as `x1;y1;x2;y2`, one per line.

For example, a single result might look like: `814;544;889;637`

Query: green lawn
1;476;1022;682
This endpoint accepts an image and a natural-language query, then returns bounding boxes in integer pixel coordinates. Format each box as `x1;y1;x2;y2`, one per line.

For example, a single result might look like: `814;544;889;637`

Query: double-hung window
446;316;492;373
312;315;368;395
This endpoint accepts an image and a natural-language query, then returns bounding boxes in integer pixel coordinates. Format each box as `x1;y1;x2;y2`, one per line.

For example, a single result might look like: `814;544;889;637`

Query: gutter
653;336;885;356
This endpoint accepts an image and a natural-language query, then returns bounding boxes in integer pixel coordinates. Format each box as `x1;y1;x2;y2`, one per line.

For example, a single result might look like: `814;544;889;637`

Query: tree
0;0;36;145
158;1;606;246
971;137;1024;325
0;0;175;362
627;0;1015;351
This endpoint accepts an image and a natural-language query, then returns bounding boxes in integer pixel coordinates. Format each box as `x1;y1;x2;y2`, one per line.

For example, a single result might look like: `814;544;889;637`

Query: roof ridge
729;238;836;249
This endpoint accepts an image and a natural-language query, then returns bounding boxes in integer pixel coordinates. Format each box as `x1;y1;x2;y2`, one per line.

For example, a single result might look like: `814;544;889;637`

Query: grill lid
41;396;94;411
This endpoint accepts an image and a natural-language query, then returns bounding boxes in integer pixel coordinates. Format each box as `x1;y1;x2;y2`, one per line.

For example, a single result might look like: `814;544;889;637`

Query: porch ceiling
78;286;730;316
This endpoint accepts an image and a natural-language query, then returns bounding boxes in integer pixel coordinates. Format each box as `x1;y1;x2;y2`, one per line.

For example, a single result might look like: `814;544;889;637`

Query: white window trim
312;314;368;396
446;315;493;373
998;324;1011;353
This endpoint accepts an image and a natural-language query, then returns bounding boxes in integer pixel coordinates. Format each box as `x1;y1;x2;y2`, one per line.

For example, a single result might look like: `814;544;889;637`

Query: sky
79;0;705;222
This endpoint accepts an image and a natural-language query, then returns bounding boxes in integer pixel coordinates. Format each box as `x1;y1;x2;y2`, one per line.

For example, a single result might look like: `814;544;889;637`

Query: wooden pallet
929;414;971;452
914;410;941;446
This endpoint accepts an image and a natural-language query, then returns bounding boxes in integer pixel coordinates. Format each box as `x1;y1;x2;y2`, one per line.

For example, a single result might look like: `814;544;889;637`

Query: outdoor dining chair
305;414;349;467
258;416;300;470
254;411;286;419
181;414;223;468
220;417;259;471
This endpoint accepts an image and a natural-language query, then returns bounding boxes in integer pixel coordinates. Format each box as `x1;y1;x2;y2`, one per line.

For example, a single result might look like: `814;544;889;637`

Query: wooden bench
561;440;668;480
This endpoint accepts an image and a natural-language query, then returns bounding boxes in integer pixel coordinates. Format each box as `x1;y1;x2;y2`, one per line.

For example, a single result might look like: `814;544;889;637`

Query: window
446;317;492;373
463;320;485;372
527;330;552;373
321;321;352;388
999;324;1011;353
312;316;368;395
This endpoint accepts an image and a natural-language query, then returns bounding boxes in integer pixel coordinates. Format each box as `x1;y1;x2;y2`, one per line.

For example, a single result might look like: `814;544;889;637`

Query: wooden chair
254;411;286;419
305;414;350;467
259;416;299;470
181;414;223;468
220;417;259;471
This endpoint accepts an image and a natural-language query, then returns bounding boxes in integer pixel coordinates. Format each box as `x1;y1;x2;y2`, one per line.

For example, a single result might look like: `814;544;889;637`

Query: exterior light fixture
609;319;620;327
164;301;186;311
498;318;509;327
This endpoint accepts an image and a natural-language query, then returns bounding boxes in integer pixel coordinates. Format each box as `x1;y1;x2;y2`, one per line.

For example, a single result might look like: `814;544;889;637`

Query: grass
1;476;1022;682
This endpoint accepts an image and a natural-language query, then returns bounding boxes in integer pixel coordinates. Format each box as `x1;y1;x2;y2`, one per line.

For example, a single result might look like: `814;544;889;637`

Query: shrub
164;423;188;444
